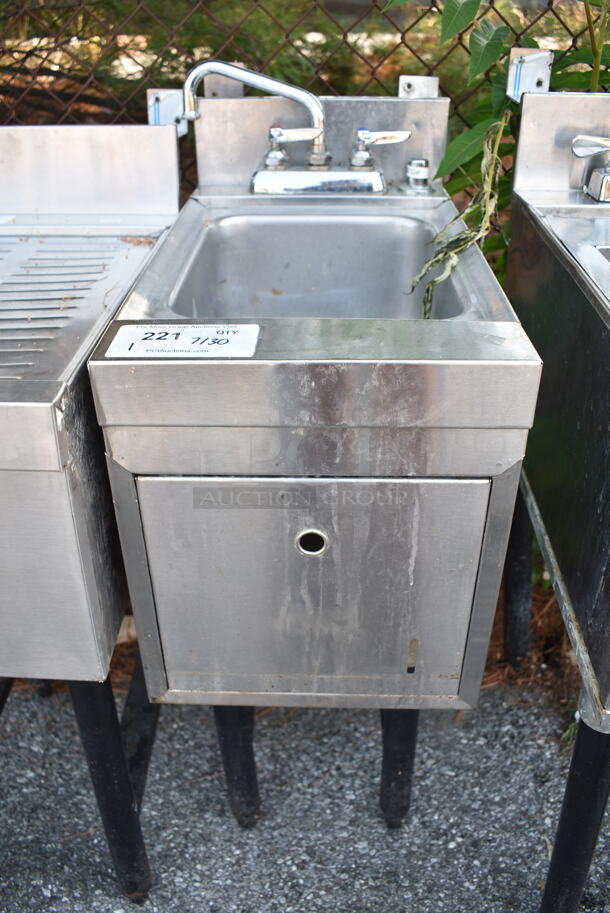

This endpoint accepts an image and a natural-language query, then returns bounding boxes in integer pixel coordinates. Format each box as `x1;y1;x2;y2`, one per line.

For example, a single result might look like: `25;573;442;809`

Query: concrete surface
0;684;608;913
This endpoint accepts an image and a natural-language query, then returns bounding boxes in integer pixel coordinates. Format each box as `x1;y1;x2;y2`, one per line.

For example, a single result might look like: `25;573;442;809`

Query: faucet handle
572;135;610;158
355;128;412;146
269;125;323;143
265;124;330;171
350;128;411;170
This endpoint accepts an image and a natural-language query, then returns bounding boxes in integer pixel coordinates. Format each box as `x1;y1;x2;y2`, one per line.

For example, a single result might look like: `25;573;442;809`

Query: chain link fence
0;0;589;186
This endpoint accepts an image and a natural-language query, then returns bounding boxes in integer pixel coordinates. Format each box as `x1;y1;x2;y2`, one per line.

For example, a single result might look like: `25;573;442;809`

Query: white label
407;164;429;180
105;324;260;359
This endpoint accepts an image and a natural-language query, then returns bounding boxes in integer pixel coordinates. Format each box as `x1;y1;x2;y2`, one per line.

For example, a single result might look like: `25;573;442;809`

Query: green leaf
482;234;508;253
553;45;610;71
551;69;610;90
381;0;407;10
445;165;483;195
497;173;513;210
491;67;509;114
435;117;496;178
468;22;510;84
440;0;481;44
519;35;539;49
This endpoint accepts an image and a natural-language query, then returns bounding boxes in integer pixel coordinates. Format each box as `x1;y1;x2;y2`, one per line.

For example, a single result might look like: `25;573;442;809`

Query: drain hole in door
296;530;328;556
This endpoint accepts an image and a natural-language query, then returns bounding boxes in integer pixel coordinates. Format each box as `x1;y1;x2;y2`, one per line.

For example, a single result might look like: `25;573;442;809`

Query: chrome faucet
181;59;412;194
182;59;330;168
572;135;610;202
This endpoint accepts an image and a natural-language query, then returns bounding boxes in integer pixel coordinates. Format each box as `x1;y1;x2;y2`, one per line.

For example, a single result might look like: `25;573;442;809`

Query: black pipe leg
121;650;160;812
69;678;151;903
541;720;610;913
379;709;419;828
0;677;13;716
503;485;533;667
213;706;260;828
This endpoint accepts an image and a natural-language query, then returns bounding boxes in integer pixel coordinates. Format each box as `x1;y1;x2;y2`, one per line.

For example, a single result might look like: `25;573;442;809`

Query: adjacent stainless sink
508;196;610;716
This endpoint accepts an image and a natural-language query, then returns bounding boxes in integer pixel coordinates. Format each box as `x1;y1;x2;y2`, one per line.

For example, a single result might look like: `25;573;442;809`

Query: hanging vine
411;111;509;319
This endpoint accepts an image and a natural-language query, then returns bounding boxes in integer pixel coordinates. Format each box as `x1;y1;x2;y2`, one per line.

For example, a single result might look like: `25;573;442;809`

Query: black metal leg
213;705;260;828
541;720;610;913
503;485;533;667
0;678;14;713
0;677;13;716
69;677;151;903
379;708;419;828
120;650;160;812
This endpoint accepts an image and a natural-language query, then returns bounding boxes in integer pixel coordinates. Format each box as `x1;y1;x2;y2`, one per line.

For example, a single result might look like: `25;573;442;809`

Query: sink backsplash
193;96;449;193
514;93;610;203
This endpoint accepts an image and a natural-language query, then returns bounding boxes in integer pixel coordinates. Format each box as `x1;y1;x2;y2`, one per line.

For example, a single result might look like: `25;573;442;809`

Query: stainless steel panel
194;97;449;192
0;392;60;471
0;122;180;680
105;425;528;478
136;476;490;706
0;469;112;680
0;233;165;386
507;197;610;705
530;208;610;321
105;457;169;698
0;125;179;216
57;369;126;673
521;473;610;733
91;348;540;433
458;461;522;706
513;93;610;199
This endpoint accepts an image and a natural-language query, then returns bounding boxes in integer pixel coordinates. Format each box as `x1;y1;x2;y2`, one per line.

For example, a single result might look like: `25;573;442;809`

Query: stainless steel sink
170;211;451;320
89;90;540;711
117;195;507;324
508;92;610;734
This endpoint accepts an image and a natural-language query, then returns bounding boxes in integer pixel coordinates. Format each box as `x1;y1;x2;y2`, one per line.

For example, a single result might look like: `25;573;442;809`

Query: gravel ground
0;684;608;913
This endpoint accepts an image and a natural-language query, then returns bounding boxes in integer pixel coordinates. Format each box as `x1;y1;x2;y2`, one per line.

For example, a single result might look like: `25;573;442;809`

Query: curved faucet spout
182;59;326;159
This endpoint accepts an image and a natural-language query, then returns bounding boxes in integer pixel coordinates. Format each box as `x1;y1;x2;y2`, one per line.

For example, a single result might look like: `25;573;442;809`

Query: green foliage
582;0;610;90
440;0;481;44
435;117;496;178
552;43;610;91
468;22;510;84
388;0;610;304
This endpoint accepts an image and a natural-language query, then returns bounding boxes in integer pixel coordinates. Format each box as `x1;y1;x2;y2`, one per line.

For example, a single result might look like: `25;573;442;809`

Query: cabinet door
137;476;490;701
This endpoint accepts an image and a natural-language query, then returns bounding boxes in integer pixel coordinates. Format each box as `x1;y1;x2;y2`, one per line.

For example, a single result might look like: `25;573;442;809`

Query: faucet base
251;168;386;194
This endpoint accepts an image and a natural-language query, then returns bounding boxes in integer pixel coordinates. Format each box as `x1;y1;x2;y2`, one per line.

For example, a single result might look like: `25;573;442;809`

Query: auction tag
105;324;260;358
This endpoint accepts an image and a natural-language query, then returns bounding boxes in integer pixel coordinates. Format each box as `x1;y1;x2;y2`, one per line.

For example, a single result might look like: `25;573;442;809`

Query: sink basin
170;212;457;320
117;195;514;324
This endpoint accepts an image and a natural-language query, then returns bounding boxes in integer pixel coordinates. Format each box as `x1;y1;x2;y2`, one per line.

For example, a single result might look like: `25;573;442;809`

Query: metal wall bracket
507;48;553;102
398;75;439;99
147;89;188;137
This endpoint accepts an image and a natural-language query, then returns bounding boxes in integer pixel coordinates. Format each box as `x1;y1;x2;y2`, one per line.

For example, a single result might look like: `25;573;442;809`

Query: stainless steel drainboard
0;123;179;682
0;233;155;382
